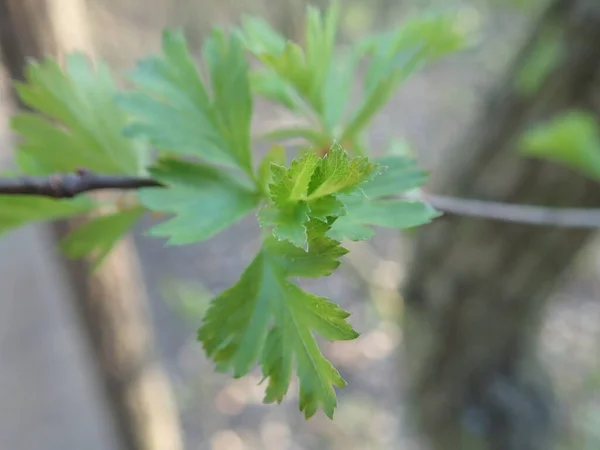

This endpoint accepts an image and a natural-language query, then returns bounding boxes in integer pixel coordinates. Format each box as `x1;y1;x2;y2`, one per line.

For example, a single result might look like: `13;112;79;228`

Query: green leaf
240;2;340;117
250;70;301;111
258;151;320;249
258;202;311;250
265;220;348;277
304;1;341;110
237;16;287;56
120;29;254;175
239;20;305;110
307;195;346;221
12;53;145;175
138;159;260;245
260;146;378;247
272;151;320;204
324;153;438;240
343;47;423;139
59;206;146;269
363;153;429;197
321;49;358;132
0;195;95;234
307;144;380;199
203;28;254;173
328;195;439;241
261;42;314;104
342;13;468;140
519;111;600;181
198;226;356;419
258;145;287;195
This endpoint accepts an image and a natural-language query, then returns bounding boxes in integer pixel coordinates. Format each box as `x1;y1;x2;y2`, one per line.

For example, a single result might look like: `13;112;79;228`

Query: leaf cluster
1;3;465;418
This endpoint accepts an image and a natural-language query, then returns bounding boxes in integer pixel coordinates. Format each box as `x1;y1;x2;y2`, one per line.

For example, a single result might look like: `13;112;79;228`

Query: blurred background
2;0;600;449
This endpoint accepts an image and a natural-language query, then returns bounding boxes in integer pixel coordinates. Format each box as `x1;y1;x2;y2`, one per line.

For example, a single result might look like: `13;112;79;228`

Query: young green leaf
60;206;146;270
307;144;380;199
519;111;600;182
272;151;320;204
198;225;356;419
138;159;260;245
12;54;145;175
120;29;254;175
258;151;319;249
259;146;379;248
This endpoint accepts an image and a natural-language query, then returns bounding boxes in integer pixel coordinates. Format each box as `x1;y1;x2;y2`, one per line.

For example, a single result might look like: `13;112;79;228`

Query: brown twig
0;169;164;198
2;170;600;229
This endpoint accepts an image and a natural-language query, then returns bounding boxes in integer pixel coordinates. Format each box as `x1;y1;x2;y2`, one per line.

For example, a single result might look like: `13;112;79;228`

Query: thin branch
423;193;600;229
1;170;600;229
0;169;163;198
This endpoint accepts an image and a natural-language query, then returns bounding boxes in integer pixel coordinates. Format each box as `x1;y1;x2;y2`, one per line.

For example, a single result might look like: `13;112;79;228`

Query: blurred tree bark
0;1;184;450
402;0;600;449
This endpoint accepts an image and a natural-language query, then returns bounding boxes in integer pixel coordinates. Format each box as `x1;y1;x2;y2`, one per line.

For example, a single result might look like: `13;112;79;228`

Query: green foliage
119;29;254;175
199;223;353;419
12;53;146;175
8;52;147;253
327;152;439;241
258;145;380;250
519;111;600;181
241;6;469;151
1;3;459;419
138;159;260;245
60;206;146;269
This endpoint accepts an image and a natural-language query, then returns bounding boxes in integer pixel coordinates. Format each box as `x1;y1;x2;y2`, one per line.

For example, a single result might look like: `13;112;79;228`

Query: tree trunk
402;1;600;449
0;1;184;450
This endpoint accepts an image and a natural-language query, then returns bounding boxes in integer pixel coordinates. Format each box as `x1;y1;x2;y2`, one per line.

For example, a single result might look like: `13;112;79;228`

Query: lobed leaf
259;146;380;248
240;2;342;132
307;144;380;199
12;53;146;176
362;153;429;197
265;220;348;278
120;29;254;175
198;224;356;419
328;195;439;241
325;152;439;241
138;159;260;245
